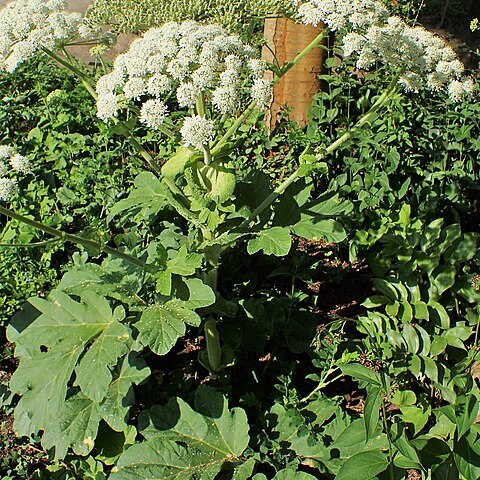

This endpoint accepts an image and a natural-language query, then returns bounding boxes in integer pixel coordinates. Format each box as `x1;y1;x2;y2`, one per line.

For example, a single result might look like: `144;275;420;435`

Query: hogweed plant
0;0;477;478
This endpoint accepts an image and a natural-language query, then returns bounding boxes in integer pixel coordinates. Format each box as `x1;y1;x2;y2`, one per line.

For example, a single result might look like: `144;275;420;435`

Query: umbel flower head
95;20;272;144
0;145;32;202
297;0;474;101
0;0;82;72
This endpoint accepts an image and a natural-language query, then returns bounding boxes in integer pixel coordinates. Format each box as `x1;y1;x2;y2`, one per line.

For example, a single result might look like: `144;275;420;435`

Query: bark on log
262;17;325;128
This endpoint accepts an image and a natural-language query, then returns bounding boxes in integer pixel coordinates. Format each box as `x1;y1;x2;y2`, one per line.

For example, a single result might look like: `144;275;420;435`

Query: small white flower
123;77;146;100
139;99;169;129
180;115;215;150
247;58;266;79
176;82;198;108
95;20;271;125
0;145;14;160
447;77;475;102
296;0;473;98
251;78;273;107
96;92;119;122
212;85;239;114
10;154;32;174
147;74;171;97
0;162;8;177
0;177;16;202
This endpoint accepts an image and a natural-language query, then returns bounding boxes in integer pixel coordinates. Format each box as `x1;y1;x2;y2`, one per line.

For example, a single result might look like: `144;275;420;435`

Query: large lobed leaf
7;291;149;458
111;387;249;480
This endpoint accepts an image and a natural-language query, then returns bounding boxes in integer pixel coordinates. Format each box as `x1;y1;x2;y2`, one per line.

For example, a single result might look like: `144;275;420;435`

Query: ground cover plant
0;0;479;479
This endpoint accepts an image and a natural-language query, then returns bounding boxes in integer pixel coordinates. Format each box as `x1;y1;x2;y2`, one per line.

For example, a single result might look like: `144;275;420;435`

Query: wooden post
262;17;325;128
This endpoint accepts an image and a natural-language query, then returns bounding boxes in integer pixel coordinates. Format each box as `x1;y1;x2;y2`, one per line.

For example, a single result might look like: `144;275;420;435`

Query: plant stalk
0;206;146;269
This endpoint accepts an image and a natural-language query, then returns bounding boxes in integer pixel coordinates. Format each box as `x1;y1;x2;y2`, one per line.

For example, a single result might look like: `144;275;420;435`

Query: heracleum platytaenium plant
0;0;475;468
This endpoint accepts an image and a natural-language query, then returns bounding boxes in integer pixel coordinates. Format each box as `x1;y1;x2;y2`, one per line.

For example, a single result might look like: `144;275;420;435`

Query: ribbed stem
0;206;146;269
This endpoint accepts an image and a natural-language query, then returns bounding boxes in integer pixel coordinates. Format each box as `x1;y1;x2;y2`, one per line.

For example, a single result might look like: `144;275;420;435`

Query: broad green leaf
331;419;387;459
340;363;382;386
401;405;431;435
8;291;130;436
194;386;250;456
273;469;317;480
116;388;249;480
391;390;417;407
428;300;450;329
302;191;353;217
167;245;203;276
431;264;456;297
446;233;477;263
135;302;200;355
364;386;382;441
232;458;256;480
455;395;479;439
42;393;101;460
270;403;328;461
161;146;196;178
391;423;421;466
57;257;145;305
402;324;420;353
141;387;249;457
100;353;150;432
108;172;166;221
171;277;216;310
75;320;130;402
110;438;224;480
335;450;388;480
445;326;472;350
291;218;346;243
453;431;480;479
247;227;292;257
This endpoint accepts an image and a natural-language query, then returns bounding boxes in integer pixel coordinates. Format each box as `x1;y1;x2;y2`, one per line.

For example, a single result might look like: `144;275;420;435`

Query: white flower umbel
95;20;271;129
10;154;32;174
0;145;34;202
139;99;169;130
0;0;82;72
0;162;8;177
0;177;16;202
0;145;14;160
180;115;215;150
296;0;474;102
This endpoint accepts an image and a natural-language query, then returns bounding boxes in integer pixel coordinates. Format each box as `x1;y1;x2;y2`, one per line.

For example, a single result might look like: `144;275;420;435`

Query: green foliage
1;12;480;480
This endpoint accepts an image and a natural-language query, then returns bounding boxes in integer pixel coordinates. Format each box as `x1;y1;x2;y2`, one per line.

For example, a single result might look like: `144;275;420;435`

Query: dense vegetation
0;1;479;479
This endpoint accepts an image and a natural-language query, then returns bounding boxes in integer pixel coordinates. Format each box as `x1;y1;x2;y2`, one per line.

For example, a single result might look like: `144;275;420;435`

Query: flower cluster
0;146;32;202
297;0;474;101
297;0;389;31
0;0;82;73
95;20;272;149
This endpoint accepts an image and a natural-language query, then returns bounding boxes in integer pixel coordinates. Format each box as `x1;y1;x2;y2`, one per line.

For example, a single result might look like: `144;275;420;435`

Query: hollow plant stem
0;206;146;269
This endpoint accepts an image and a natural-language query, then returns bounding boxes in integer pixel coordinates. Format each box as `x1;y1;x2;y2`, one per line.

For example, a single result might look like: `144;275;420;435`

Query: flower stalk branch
0;206;146;269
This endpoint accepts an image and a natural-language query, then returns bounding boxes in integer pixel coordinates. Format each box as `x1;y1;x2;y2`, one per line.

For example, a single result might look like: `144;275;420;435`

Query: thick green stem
42;47;94;85
204;318;222;372
211;101;258;155
0;206;146;269
243;75;400;225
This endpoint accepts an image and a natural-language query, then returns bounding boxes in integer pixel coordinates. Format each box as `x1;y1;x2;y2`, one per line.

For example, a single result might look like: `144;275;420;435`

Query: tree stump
262;17;325;128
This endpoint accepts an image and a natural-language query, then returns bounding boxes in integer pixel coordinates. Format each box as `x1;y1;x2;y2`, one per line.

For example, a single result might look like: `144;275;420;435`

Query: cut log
262;17;326;128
